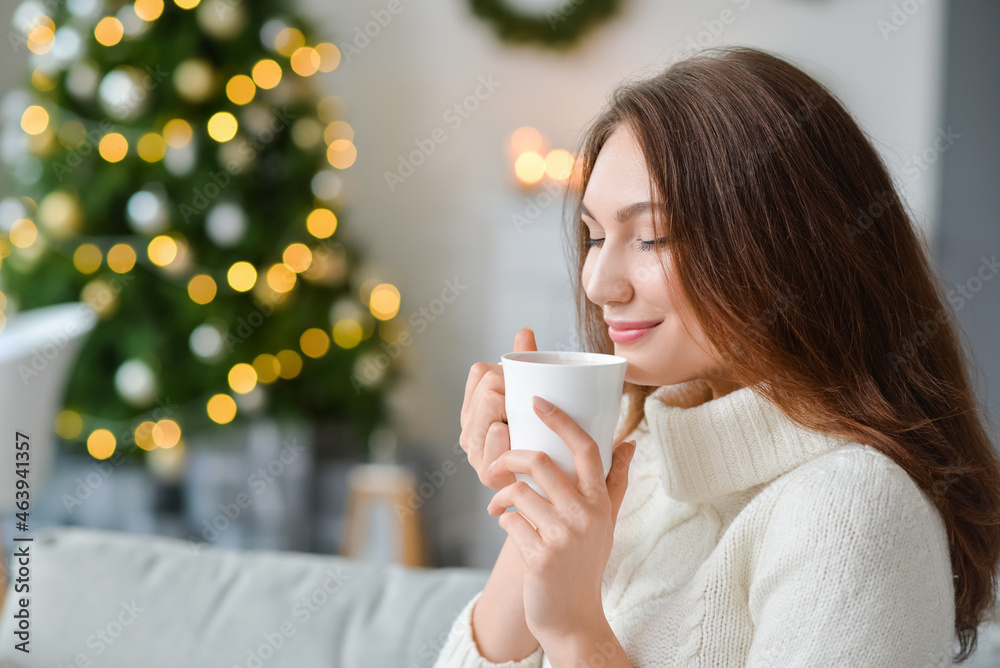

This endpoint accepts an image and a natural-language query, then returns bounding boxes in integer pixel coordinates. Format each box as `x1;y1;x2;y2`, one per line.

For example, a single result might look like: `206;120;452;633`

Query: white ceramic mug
500;350;628;500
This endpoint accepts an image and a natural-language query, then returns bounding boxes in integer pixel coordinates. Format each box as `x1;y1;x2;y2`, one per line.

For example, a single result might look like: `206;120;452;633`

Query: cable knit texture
432;379;955;667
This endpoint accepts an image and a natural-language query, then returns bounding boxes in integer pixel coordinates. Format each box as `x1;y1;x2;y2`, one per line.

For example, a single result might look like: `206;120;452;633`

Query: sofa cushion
0;526;489;668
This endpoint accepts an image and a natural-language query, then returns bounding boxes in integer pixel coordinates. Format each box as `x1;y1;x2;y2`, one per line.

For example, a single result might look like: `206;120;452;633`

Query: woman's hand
486;395;637;647
459;326;538;492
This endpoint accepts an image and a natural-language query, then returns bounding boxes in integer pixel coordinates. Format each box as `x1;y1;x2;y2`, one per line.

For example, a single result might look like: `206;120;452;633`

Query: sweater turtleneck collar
632;379;853;504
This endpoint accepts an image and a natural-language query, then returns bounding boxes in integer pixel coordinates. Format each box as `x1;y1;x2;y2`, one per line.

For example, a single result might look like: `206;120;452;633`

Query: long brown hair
560;45;1000;663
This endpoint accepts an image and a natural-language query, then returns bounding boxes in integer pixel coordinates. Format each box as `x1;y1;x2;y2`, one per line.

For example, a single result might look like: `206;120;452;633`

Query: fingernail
488;460;497;471
532;395;554;413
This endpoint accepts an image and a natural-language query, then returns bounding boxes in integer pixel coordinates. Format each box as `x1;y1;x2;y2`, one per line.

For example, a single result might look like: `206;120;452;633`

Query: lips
605;318;662;344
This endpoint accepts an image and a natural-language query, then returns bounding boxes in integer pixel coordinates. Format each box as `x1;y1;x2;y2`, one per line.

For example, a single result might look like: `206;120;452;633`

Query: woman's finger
482;421;516;488
489;483;580;550
530;396;605;495
468;388;506;465
462;364;502;434
490;449;580;509
460;362;492;431
497;511;544;564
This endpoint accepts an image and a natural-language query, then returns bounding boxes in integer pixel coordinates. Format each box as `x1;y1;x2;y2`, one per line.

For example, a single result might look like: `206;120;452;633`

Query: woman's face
580;124;739;398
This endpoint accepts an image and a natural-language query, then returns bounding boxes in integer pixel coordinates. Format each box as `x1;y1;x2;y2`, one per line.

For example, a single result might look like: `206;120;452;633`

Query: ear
607;440;636;528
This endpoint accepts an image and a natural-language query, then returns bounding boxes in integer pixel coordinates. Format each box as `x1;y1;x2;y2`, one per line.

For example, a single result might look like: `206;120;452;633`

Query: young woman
436;45;1000;667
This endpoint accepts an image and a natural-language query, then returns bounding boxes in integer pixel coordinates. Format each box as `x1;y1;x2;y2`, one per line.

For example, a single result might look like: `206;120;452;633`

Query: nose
584;241;632;306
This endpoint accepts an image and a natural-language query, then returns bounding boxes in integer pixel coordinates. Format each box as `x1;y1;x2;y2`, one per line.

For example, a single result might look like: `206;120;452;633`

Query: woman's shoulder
763;442;948;545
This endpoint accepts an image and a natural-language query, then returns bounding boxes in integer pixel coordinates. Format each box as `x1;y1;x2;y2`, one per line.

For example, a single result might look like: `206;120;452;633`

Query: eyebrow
580;200;659;224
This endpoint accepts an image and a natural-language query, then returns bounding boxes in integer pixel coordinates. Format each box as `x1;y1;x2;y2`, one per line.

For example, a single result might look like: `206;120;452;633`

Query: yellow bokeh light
187;274;217;304
228;363;257;394
174;0;200;9
32;69;58;92
275;350;303;379
87;429;116;459
227;261;257;292
134;0;165;21
315;43;341;72
20;105;49;135
253;354;280;384
544;149;574;181
510;126;544;155
27;25;55;54
207;394;237;424
73;244;102;273
332;319;363;349
274;27;304;56
99;133;128;162
207;111;238;142
55;410;83;440
282;243;312;273
152;419;182;448
163;119;193;148
107;243;137;273
137;133;166;162
306;208;337;239
515;151;546;184
9;219;38;248
266;263;297;293
323;121;354;145
326;139;356;169
290;47;320;76
251;59;282;90
369;283;401;320
299;328;330;358
94;17;124;46
135;420;157;450
148;235;178;266
226;74;256;105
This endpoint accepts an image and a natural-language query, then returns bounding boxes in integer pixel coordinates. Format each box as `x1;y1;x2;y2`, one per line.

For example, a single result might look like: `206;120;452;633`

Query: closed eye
584;237;670;251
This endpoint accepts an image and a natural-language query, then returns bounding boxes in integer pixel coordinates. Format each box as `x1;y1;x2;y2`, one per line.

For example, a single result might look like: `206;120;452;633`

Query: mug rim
500;350;628;366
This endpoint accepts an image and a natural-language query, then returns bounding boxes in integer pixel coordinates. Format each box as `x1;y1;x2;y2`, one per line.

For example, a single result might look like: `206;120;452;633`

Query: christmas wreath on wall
468;0;623;50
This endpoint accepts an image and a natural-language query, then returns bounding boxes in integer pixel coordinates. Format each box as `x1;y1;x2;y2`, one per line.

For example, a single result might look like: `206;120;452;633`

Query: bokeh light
99;133;128;162
282;243;312;273
253;354;280;384
332;319;363;349
87;429;116;459
187;274;217;304
73;244;102;273
107;243;137;273
515;151;546;184
94;17;124;46
228;363;257;394
306;208;337;238
251;59;282;89
207;111;238;142
227;261;256;292
55;410;83;440
137;133;166;162
207;394;237;424
226;74;255;105
275;350;303;379
148;235;178;266
299;328;330;358
20;105;49;135
369;283;401;320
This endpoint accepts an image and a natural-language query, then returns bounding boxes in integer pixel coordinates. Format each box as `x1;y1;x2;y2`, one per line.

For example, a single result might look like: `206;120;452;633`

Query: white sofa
1;525;999;667
0;526;488;667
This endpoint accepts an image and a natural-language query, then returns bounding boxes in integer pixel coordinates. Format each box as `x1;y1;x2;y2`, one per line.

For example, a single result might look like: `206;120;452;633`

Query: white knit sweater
433;379;956;667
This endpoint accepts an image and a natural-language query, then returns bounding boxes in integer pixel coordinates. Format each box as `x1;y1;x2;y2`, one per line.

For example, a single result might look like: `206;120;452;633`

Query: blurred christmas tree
0;0;404;461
